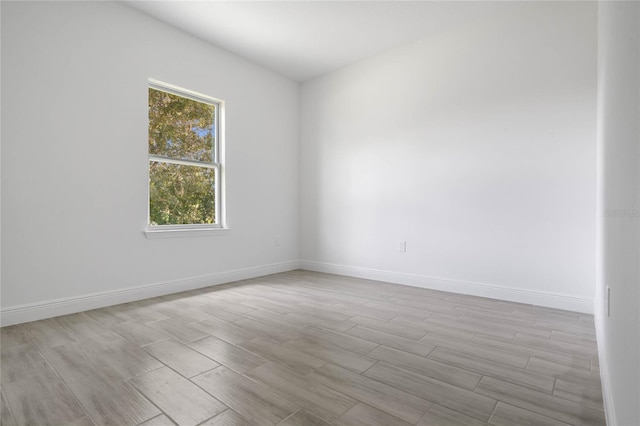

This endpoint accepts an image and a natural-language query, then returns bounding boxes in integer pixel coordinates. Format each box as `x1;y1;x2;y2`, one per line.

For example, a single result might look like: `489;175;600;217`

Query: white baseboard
0;260;300;326
299;260;594;314
599;359;615;426
593;299;615;426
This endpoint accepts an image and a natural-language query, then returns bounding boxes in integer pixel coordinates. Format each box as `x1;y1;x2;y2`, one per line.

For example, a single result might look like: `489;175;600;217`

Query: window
146;80;225;236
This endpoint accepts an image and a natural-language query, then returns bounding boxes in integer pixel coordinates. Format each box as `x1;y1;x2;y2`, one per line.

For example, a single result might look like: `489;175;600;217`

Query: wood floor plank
417;404;490;426
297;302;369;321
299;326;379;355
246;362;356;422
200;295;256;314
242;309;305;331
147;319;209;343
475;376;605;426
427;347;554;393
310;363;432;424
456;312;551;339
420;333;529;368
0;344;57;384
390;297;458;315
337;403;412;426
3;375;87;426
284;301;353;322
489;402;571;426
512;308;582;325
421;315;516;340
279;410;332;426
284;312;356;332
364;362;496;421
349;316;427;340
151;301;214;323
190;318;258;345
535;320;596;338
241;299;354;331
0;326;32;350
472;334;591;370
188;336;267;374
1;387;17;426
80;334;163;380
552;379;604;410
199;409;256;426
362;301;433;321
192;366;298;426
138;414;177;426
66;416;95;426
110;321;170;347
368;346;481;390
451;305;533;325
512;333;597;358
84;306;133;327
239;337;325;375
494;301;522;312
129;367;226;426
113;302;170;323
390;317;476;341
22;318;77;349
333;304;398;321
525;357;602;388
232;296;301;316
550;330;597;347
346;326;435;357
233;318;301;344
193;304;245;322
443;294;497;309
144;339;219;378
54;312;104;334
283;337;376;373
42;343;160;426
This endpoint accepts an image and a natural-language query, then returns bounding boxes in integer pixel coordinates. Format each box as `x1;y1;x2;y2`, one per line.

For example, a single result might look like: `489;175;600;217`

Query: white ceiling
124;1;508;82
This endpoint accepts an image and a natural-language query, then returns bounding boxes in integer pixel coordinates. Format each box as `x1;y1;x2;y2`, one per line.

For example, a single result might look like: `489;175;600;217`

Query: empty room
1;1;639;425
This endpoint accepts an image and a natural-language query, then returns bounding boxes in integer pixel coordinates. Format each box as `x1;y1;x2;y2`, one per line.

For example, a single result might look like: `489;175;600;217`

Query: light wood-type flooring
0;270;605;426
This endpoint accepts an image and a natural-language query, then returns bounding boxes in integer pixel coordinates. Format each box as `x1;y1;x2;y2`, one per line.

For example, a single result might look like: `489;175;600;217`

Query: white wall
300;2;597;312
0;2;602;323
596;2;640;425
1;1;299;323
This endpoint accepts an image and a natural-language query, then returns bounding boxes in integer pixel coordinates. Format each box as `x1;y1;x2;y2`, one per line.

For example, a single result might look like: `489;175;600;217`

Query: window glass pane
148;88;215;162
149;161;216;226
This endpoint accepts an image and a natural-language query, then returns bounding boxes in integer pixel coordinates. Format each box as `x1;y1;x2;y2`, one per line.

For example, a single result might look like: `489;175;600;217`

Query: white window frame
144;79;227;239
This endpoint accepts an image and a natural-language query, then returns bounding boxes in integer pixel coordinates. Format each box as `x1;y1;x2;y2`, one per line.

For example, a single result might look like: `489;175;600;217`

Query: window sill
144;226;230;239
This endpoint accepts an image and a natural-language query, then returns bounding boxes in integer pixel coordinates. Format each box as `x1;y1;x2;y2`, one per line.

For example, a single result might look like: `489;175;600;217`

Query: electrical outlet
398;241;407;252
607;285;611;317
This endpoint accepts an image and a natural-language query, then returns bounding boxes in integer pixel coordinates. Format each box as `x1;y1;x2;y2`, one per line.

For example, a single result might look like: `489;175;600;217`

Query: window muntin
148;81;222;228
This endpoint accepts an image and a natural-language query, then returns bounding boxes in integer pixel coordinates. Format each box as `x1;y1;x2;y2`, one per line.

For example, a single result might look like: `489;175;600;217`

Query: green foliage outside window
148;88;217;226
